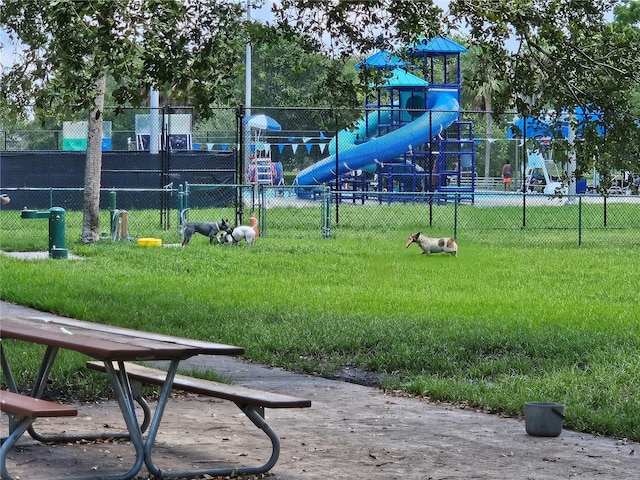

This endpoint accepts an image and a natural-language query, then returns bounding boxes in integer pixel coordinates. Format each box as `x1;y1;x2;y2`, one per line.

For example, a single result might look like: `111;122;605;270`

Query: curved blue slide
294;92;460;186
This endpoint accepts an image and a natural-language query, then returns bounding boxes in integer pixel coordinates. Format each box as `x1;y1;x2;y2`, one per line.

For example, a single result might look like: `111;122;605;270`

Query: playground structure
507;109;636;196
508;116;571;196
244;114;285;186
520;149;566;195
293;37;476;200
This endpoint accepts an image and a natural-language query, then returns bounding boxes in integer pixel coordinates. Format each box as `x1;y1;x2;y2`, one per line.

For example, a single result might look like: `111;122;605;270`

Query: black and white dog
217;225;256;246
182;218;230;246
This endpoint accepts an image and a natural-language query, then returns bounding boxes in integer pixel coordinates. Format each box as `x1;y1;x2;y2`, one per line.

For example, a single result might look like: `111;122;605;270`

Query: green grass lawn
1;227;639;441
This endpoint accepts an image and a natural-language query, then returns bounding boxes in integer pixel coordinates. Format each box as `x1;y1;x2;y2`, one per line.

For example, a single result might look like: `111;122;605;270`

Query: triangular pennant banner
306;144;312;154
207;143;215;150
278;144;285;153
302;136;312;143
319;132;326;140
221;143;228;151
319;143;327;153
292;144;299;154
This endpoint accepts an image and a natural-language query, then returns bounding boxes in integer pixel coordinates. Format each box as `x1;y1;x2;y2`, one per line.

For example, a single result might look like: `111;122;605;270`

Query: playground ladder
255;159;273;184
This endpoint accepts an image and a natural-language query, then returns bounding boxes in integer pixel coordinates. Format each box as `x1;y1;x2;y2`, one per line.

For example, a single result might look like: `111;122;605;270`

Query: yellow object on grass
137;238;162;247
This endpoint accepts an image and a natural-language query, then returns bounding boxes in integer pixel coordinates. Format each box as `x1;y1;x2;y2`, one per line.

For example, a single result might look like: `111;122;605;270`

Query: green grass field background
1;205;639;441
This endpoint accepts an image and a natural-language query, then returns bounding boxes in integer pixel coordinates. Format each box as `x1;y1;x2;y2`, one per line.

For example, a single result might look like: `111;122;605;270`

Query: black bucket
525;402;565;437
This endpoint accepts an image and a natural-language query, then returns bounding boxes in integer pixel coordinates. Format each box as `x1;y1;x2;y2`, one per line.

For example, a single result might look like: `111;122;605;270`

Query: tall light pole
149;88;160;154
244;0;252;176
245;0;252;115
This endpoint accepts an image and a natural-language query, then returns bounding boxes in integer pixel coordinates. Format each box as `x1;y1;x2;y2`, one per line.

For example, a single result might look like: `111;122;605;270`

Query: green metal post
48;207;68;259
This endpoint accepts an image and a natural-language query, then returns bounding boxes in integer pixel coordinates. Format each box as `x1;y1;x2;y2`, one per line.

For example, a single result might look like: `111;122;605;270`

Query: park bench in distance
87;360;311;478
0;390;78;480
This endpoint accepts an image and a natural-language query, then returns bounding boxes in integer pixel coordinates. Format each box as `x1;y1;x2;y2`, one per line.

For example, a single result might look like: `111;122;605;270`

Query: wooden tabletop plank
0;317;242;360
6;315;244;356
1;321;159;360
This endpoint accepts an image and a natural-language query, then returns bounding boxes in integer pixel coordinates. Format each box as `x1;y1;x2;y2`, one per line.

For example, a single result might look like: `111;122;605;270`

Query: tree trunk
81;74;107;244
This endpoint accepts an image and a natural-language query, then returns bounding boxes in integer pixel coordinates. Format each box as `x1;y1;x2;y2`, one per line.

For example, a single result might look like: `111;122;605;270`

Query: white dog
405;232;458;256
218;226;256;246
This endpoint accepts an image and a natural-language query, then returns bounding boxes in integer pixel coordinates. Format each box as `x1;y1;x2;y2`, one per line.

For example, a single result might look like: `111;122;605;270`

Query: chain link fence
1;106;639;250
1;184;638;251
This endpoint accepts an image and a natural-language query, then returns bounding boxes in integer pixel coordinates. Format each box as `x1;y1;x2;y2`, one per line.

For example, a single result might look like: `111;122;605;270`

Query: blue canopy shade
408;37;467;55
384;69;428;88
244;114;281;131
508;117;554;139
355;50;406;69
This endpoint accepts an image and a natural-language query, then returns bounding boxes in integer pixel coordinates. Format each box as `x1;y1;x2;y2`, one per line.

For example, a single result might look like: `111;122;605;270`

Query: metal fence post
178;184;185;234
322;186;331;238
259;184;266;237
109;191;117;239
454;194;459;240
578;195;583;247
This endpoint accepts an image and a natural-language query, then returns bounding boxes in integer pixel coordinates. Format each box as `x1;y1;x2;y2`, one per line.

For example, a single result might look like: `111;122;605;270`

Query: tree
272;0;640;175
614;0;640;26
1;0;247;243
247;25;360;109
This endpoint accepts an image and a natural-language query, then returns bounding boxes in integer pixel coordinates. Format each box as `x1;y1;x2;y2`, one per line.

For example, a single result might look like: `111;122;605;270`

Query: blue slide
294;92;460;186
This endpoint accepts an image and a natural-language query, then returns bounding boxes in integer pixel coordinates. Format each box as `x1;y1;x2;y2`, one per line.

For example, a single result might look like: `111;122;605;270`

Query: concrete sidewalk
1;301;638;479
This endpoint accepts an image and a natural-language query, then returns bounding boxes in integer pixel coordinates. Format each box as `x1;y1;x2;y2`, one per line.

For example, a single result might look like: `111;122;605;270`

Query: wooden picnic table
0;314;244;480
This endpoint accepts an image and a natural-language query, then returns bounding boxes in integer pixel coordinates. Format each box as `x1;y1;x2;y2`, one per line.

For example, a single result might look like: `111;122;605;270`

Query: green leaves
1;0;248;120
273;0;640;173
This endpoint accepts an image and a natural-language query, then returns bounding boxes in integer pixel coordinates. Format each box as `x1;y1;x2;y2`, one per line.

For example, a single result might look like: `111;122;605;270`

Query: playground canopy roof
408;36;467;56
355;49;406;69
384;68;429;88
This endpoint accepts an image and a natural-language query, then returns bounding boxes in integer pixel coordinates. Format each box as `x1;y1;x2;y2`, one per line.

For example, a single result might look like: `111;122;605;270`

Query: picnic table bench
87;360;311;478
1;314;311;480
0;391;78;480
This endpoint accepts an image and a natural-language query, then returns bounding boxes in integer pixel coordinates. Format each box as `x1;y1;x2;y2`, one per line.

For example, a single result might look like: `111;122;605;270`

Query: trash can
525;402;565;437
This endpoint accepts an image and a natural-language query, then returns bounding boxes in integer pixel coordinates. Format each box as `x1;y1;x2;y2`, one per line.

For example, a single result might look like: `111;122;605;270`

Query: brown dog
405;232;458;256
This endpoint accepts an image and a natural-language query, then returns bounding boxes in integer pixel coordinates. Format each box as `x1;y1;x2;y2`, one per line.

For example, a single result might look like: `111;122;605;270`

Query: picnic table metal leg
30;345;58;398
142;358;180;478
42;361;148;480
105;361;146;474
1;351;145;480
0;342;19;393
141;359;282;479
145;402;282;479
1;416;33;480
17;351;148;444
